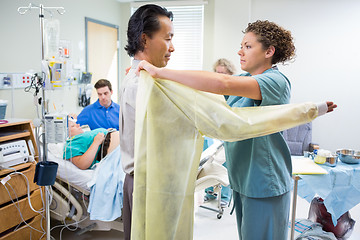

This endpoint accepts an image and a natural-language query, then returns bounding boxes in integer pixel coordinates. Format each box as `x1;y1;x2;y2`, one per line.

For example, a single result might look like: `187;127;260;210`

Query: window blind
131;4;204;70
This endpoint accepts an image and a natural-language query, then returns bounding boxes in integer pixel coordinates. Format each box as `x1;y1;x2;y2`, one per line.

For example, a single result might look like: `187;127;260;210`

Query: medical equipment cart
0;119;44;239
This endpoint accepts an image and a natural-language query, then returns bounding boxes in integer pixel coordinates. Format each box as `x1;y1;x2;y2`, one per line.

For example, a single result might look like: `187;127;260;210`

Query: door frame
85;17;120;96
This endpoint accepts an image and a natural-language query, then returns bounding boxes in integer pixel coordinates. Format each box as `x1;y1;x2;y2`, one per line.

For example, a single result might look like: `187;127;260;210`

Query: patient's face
68;122;83;137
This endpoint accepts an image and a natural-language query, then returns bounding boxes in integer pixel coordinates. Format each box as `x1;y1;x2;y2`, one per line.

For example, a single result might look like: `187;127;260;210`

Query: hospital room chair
282;122;312;156
46;143;124;235
196;140;229;219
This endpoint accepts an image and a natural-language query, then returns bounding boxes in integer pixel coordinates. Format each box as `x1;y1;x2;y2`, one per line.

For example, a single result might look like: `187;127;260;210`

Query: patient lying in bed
64;121;120;169
54;121;124;221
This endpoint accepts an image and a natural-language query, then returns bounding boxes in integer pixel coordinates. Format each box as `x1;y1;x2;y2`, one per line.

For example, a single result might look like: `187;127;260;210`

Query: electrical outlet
12;73;32;88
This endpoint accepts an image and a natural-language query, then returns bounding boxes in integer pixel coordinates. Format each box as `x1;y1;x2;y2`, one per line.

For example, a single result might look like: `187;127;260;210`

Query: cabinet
0;119;45;239
0;119;39;159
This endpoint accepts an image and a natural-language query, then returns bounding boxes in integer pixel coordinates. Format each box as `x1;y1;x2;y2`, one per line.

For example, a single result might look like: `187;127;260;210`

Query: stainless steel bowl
336;149;360;164
336;149;355;155
324;155;338;167
354;151;360;160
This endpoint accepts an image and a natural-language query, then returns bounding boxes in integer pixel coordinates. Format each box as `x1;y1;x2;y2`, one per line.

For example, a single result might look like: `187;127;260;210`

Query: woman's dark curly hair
244;20;295;65
125;4;173;57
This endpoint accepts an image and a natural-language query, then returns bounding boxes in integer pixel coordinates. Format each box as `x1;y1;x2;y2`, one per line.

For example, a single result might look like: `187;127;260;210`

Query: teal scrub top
63;128;108;169
225;68;292;198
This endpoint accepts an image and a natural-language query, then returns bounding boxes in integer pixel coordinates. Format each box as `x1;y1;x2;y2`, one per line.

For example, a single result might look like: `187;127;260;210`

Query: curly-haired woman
136;20;336;239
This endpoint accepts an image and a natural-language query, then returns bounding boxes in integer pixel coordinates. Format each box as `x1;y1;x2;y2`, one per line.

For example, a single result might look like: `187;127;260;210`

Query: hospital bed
46;137;227;236
46;143;124;234
196;140;230;219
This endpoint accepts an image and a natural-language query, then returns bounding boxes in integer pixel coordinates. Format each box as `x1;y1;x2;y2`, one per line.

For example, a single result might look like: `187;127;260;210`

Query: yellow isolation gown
131;71;319;240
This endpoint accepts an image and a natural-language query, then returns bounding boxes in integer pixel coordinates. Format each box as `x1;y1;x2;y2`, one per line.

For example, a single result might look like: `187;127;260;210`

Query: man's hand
326;101;337;113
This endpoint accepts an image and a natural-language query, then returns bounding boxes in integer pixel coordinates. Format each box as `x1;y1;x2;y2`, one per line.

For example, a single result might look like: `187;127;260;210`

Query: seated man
64;121;120;170
74;79;120;130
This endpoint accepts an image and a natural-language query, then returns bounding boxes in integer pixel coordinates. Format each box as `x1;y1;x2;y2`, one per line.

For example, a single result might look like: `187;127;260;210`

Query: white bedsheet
48;143;124;222
47;143;94;192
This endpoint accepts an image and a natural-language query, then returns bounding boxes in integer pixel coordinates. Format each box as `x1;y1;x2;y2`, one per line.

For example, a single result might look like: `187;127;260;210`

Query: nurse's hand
136;60;160;78
326;101;337;113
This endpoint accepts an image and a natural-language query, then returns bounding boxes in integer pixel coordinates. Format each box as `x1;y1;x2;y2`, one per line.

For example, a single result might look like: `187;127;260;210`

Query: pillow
47;143;64;159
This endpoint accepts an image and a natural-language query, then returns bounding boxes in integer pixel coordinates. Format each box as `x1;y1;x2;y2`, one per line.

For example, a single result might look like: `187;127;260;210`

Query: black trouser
123;173;134;240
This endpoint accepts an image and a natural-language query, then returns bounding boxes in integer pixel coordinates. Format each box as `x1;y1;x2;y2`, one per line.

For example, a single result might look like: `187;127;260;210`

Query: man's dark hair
124;4;173;57
94;79;112;91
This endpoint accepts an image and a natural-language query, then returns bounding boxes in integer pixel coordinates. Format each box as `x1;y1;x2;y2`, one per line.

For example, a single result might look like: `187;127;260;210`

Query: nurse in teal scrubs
136;20;336;239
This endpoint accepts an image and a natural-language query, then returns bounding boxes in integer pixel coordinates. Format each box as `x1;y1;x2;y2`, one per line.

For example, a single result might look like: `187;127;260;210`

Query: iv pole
18;4;65;240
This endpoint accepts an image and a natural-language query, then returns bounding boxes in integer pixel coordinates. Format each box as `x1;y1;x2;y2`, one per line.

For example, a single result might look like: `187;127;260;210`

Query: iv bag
44;19;60;59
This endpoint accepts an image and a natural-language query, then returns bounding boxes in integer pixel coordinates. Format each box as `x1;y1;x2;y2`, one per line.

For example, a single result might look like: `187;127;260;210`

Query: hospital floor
51;193;360;240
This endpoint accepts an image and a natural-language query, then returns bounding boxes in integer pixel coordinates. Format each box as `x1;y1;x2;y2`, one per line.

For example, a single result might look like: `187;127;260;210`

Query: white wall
210;0;360;151
0;0;123;119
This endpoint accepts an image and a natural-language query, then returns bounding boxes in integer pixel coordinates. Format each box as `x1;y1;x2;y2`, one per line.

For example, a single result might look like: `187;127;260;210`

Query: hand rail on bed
57;176;91;195
53;181;83;222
